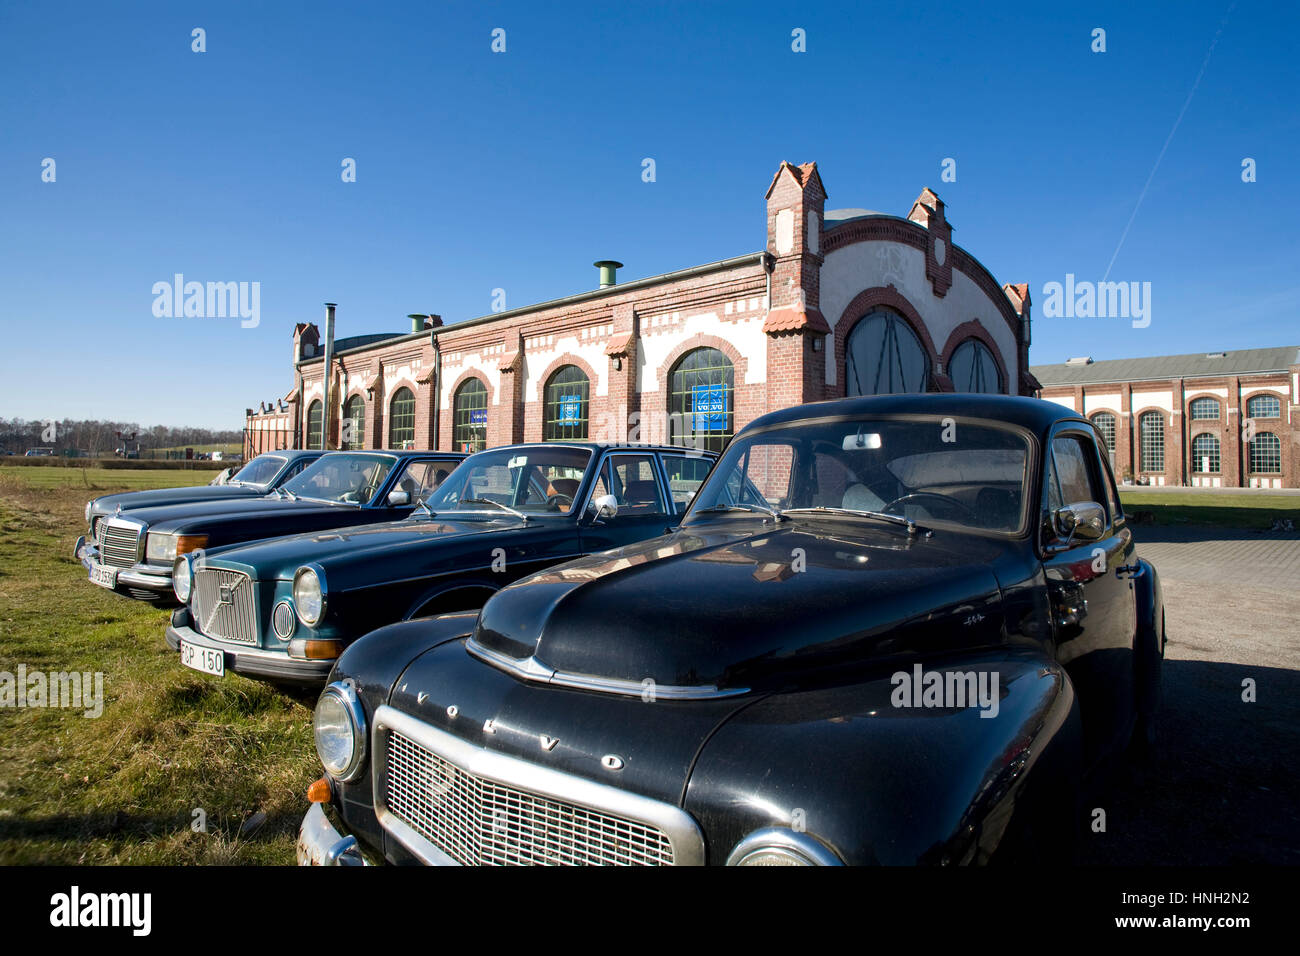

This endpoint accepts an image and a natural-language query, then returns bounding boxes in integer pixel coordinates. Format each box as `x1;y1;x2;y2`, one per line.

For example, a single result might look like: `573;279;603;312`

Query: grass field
1119;489;1300;529
0;467;316;864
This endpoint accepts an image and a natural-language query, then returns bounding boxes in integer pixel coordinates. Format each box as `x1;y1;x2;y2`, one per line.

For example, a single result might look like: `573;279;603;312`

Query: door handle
1116;564;1141;579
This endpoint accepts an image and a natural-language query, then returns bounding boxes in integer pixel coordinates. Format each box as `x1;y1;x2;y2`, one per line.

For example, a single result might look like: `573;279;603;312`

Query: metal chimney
320;303;337;450
594;260;623;289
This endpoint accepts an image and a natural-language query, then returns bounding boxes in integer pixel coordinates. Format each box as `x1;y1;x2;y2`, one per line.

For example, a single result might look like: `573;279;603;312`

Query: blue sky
2;0;1295;429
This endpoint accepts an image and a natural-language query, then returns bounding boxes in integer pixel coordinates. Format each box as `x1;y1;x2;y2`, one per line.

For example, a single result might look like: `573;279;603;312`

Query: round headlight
85;501;93;523
727;828;842;866
173;557;193;603
314;682;365;780
293;566;325;626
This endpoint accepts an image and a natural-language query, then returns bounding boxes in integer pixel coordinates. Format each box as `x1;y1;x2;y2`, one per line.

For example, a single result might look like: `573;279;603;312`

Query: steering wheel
546;493;573;511
881;492;977;522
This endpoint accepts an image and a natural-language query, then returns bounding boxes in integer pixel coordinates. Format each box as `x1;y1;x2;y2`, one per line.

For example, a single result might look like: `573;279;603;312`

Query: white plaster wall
1083;393;1121;414
1047;396;1077;411
637;311;768;394
440;346;505;408
1131;390;1174;413
522;334;610;403
819;241;1019;390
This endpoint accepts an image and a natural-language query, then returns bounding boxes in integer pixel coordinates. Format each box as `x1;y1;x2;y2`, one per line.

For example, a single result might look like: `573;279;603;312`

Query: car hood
115;494;360;531
91;483;263;515
472;518;1010;694
208;514;532;579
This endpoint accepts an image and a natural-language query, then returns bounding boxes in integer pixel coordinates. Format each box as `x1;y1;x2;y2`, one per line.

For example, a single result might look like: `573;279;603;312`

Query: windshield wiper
781;506;927;536
696;502;787;521
458;497;529;522
412;497;435;519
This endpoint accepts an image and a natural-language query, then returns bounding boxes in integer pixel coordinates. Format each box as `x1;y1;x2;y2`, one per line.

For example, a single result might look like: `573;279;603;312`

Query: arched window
389;387;415;448
668;347;735;453
1139;411;1164;472
1189;397;1220;421
306;400;323;449
453;378;488;452
342;395;365;450
1249;432;1281;474
543;365;589;441
1091;412;1116;455
845;310;930;395
948;339;1002;393
1191;433;1220;474
1246;394;1281;419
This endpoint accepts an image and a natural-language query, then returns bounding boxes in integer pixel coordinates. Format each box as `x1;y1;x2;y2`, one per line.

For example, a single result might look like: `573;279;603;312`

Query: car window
662;455;712;513
1052;437;1102;507
608;454;667;516
232;454;286;486
399;460;457;502
427;446;593;514
283;454;396;503
277;457;312;484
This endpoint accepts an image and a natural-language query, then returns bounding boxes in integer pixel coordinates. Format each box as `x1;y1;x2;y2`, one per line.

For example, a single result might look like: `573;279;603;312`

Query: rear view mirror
1054;501;1106;545
590;494;619;521
842;431;882;451
387;490;411;506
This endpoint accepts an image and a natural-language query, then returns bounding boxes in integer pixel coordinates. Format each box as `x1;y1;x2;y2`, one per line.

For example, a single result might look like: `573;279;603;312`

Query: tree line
0;418;242;456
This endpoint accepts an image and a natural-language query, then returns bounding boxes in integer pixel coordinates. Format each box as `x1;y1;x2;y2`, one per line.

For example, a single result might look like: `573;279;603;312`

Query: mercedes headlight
85;501;93;523
294;566;325;626
726;828;842;866
314;682;365;780
147;533;207;563
173;556;193;603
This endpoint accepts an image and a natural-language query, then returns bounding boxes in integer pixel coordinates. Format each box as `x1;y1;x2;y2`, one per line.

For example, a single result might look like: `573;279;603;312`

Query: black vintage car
297;394;1164;866
165;442;716;686
82;449;324;537
76;449;464;604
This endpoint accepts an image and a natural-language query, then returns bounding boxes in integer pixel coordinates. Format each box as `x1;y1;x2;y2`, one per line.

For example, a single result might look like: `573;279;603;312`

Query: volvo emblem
417;692;428;705
601;754;625;772
539;735;559;752
482;719;496;734
446;705;459;719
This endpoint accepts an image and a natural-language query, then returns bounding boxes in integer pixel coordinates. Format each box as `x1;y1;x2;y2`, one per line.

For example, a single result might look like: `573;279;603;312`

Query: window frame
453;378;489;453
1248;432;1282;474
388;387;416;449
1138;410;1165;473
668;347;736;453
543;365;590;442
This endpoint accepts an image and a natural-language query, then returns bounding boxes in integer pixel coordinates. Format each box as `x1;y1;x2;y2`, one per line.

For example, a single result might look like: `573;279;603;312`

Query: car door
660;451;715;520
1040;425;1138;769
579;451;676;552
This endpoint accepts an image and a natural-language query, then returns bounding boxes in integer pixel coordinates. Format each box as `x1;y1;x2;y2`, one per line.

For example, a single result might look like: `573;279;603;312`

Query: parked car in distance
166;442;716;686
77;449;465;604
83;450;325;543
298;394;1164;866
24;447;54;456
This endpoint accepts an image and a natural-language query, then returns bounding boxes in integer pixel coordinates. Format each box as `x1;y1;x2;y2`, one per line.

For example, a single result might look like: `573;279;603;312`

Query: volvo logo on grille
539;735;559;752
217;585;236;607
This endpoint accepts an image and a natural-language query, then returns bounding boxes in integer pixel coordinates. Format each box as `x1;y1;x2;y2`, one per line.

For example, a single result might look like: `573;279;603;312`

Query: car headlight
146;533;208;563
85;501;92;523
293;566;326;626
726;828;842;866
314;681;366;780
173;556;193;603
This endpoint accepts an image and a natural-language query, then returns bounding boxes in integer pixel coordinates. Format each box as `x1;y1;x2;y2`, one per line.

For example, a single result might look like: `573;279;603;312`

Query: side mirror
387;489;411;506
1054;501;1106;545
590;494;619;522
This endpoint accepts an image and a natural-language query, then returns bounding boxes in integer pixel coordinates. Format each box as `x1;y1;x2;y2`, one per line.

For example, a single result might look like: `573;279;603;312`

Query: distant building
1034;347;1299;488
245;160;1035;457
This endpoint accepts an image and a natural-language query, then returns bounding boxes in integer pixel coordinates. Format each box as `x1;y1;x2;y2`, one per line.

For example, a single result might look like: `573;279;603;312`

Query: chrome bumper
75;536;173;593
166;616;334;684
297;803;368;866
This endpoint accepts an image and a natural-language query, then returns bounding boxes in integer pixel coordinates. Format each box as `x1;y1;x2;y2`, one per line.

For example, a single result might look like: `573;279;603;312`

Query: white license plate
180;641;225;677
89;563;118;589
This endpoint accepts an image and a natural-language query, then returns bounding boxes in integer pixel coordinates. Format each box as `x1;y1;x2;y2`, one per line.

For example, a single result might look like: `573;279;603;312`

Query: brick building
245;160;1036;457
1034;347;1300;488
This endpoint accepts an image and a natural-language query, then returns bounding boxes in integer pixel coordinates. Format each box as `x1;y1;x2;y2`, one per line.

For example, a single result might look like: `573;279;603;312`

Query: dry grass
0;467;317;864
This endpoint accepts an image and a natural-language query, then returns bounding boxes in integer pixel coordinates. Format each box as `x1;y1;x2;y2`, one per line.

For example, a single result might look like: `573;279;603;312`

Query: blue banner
469;408;487;425
558;395;582;423
691;383;728;431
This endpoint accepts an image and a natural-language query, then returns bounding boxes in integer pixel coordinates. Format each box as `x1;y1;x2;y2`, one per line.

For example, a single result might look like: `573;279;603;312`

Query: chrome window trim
465;636;749;700
371;704;706;866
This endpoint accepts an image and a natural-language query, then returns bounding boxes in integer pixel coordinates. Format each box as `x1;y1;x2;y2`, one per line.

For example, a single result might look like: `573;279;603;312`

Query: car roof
743;393;1086;438
480;441;718;457
313;449;468;458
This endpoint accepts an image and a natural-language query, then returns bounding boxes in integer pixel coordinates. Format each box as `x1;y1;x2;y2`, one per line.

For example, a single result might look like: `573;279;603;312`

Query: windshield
281;453;396;503
425;446;593;515
230;454;286;486
686;418;1030;534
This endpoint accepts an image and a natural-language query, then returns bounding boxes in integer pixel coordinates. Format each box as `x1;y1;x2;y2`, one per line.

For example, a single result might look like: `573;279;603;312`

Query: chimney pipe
408;313;427;334
320;303;337;450
594;260;623;289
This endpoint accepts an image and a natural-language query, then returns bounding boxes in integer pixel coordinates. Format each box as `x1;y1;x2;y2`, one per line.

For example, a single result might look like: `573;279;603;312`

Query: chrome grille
383;729;675;866
192;569;258;645
97;522;141;569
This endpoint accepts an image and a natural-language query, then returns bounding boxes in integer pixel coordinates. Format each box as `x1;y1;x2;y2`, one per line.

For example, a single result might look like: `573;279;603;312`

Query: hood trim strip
465;637;750;700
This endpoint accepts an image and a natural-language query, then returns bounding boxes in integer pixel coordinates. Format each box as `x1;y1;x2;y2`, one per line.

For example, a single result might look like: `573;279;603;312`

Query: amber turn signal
175;534;209;555
288;638;343;660
307;777;331;804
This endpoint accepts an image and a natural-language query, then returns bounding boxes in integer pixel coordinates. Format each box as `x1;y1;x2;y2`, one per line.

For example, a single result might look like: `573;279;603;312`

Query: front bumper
297;802;369;866
75;535;174;597
166;609;334;685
